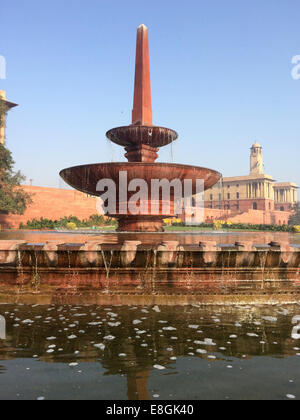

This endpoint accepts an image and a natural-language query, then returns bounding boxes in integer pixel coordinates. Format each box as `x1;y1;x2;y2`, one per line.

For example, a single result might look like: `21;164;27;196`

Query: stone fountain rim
60;161;222;178
106;124;179;134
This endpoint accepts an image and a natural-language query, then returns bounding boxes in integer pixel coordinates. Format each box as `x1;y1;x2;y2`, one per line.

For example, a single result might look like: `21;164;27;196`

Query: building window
210;194;213;201
280;206;284;212
236;192;240;199
227;193;230;200
253;202;258;210
219;194;222;201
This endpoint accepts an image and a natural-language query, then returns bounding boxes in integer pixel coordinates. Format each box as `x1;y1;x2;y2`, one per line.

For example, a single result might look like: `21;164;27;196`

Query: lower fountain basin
60;162;221;196
60;162;221;231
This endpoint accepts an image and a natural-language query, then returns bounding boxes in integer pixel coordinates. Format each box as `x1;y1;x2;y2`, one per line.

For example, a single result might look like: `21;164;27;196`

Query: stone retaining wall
0;240;299;304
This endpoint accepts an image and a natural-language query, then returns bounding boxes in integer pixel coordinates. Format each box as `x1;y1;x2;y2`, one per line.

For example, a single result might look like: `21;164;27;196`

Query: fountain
0;25;299;305
59;24;221;232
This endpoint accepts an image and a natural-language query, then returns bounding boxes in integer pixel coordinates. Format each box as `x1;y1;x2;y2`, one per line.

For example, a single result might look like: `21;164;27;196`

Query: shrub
19;215;117;230
213;220;223;230
66;222;77;230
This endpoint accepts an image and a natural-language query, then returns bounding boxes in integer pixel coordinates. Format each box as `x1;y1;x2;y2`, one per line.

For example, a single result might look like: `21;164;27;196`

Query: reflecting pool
0;303;299;400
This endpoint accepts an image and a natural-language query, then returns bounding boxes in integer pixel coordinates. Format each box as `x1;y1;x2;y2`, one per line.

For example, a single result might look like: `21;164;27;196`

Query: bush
293;225;300;233
213;220;223;230
19;215;117;230
66;222;77;230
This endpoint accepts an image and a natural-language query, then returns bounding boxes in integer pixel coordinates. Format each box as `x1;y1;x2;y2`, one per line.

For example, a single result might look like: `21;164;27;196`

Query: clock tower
250;142;264;175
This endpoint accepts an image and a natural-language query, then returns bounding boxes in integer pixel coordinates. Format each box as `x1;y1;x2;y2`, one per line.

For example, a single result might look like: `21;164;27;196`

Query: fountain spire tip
132;24;152;126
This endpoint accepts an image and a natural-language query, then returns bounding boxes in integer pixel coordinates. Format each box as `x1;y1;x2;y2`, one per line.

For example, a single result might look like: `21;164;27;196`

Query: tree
0;142;32;215
0;95;32;215
289;202;300;225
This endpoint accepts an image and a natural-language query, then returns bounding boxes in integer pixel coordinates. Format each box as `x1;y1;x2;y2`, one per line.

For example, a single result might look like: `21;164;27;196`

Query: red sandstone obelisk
132;24;153;126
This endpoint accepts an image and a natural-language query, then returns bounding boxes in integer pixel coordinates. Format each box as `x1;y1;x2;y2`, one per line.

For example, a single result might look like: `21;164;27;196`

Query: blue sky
1;0;300;188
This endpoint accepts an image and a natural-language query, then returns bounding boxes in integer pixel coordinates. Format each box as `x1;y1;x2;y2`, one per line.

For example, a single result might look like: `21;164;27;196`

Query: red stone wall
0;185;99;229
182;207;291;226
206;199;275;212
225;209;291;225
274;203;294;212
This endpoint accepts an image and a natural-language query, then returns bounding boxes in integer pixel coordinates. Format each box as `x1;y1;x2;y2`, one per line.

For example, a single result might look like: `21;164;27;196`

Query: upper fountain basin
106;125;178;148
60;162;221;196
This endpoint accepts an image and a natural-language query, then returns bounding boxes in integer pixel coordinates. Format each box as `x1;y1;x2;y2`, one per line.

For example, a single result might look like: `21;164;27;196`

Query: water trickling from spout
101;250;114;293
170;141;174;163
17;250;25;292
106;138;115;162
151;249;157;294
31;250;41;292
259;250;269;290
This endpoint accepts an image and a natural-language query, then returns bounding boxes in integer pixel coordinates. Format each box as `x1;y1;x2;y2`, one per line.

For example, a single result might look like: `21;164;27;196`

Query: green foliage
165;221;294;232
0;143;32;215
289;202;300;226
222;222;293;232
19;214;117;230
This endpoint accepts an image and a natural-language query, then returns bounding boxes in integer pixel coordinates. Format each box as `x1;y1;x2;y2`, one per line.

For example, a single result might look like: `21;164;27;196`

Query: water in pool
0;303;299;400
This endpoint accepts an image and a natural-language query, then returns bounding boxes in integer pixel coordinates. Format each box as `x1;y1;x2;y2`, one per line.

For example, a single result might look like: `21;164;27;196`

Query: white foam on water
153;364;165;370
94;343;105;350
108;322;121;327
104;335;116;341
22;319;34;324
196;349;207;354
262;316;277;323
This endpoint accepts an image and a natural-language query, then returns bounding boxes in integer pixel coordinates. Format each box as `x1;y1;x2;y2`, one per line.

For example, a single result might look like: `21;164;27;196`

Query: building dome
252;142;261;148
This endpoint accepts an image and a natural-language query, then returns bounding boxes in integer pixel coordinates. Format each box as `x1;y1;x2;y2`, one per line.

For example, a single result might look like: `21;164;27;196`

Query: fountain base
115;215;165;232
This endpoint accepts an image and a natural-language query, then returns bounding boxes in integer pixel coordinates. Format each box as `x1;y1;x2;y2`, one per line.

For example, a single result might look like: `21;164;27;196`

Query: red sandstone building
184;142;298;225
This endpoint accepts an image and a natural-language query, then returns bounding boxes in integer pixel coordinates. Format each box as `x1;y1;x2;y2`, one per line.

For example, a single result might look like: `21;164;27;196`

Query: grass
164;225;214;232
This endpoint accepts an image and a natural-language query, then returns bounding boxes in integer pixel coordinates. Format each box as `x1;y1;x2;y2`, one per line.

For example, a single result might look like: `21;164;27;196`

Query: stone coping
0;239;299;252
